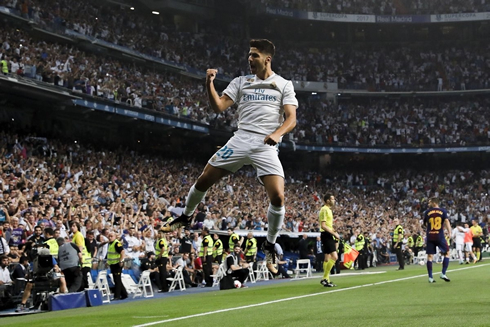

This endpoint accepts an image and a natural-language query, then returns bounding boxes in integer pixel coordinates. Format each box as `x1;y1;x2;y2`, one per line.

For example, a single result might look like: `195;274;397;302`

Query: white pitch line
290;270;386;281
133;316;169;319
132;263;489;327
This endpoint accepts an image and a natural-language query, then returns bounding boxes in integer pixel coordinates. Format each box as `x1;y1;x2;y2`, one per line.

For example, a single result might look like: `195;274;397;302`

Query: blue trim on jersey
424;206;449;254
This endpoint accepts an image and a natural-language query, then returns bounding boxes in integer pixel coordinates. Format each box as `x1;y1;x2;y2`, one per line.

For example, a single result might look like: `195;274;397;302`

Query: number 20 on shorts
216;145;234;160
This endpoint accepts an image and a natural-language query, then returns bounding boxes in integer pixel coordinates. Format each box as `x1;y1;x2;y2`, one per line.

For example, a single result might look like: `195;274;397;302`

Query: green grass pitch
2;263;489;327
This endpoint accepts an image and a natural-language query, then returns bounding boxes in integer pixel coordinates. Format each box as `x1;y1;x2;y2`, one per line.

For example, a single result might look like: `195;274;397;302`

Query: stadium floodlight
130;7;134;10
152;11;159;15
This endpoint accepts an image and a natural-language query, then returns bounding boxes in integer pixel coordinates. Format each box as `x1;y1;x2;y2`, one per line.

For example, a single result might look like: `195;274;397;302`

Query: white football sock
183;184;207;216
266;203;285;244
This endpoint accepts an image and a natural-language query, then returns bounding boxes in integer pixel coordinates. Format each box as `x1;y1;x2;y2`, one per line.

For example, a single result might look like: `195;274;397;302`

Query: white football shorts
455;243;464;251
208;129;284;179
464;242;473;252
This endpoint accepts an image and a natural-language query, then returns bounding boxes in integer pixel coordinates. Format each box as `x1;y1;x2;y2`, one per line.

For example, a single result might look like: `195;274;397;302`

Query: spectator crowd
2;22;490;147
0;0;489;311
0;126;489;307
0;128;488;251
260;0;490;14
2;0;490;91
0;1;490;149
293;97;490;146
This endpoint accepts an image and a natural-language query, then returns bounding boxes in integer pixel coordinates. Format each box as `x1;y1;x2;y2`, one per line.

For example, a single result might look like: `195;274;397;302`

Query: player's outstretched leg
263;201;285;275
261;241;278;274
161;184;208;232
160;213;192;232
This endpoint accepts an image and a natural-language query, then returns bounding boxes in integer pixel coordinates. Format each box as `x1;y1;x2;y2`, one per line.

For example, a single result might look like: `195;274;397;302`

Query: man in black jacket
298;234;309;259
140;252;162;291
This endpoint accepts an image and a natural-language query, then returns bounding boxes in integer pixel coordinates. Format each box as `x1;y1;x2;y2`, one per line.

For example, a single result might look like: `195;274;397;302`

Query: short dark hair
44;227;54;236
250;39;275;57
323;193;334;202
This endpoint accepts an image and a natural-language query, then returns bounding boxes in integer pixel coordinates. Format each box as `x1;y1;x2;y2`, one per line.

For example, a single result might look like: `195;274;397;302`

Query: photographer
11;255;29;296
57;238;82;293
16;249;67;312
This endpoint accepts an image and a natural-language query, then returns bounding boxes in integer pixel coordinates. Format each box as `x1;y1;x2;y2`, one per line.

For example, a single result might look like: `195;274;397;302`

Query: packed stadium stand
0;0;488;314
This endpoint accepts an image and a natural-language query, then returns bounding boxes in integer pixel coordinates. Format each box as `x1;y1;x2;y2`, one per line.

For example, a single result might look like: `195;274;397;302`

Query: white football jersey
452;227;467;245
223;73;298;135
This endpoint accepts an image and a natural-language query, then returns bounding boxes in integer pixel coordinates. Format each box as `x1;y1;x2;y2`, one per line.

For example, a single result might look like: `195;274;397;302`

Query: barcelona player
423;197;452;283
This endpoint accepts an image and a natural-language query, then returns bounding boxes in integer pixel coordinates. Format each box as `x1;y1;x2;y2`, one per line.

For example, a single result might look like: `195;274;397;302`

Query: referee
319;193;340;287
470;219;483;262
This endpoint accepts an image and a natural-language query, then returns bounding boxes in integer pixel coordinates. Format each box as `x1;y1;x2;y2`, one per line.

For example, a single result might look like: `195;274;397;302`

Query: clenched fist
206;69;218;84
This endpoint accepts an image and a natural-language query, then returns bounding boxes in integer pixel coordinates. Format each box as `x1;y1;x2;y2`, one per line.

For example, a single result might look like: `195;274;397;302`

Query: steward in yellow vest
392;219;405;270
43;228;59;256
355;232;366;270
244;232;257;263
200;228;213;287
1;56;8;75
212;233;223;264
227;228;241;252
107;232;128;299
155;229;169;292
414;233;424;256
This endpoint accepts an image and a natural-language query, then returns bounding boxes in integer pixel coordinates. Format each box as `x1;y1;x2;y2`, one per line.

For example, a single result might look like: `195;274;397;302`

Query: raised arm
206;69;234;113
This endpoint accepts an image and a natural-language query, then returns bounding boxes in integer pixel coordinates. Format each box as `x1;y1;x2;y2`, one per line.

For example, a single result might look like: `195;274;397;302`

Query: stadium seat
167;266;186;292
211;263;226;287
293;259;312;279
121;273;143;298
136;271;154;298
246;263;256;284
94;270;111;303
86;272;95;290
255;261;270;282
